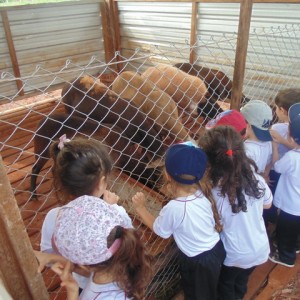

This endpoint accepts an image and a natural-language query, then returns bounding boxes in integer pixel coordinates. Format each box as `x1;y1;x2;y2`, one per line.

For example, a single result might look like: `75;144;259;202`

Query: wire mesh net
0;23;299;299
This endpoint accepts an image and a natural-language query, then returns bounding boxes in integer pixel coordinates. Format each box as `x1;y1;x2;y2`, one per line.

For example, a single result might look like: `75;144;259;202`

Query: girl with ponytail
199;126;272;300
132;141;225;300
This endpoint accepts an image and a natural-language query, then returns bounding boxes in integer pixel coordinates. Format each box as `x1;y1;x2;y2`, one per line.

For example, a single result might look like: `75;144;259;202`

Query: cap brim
289;103;300;122
251;125;273;142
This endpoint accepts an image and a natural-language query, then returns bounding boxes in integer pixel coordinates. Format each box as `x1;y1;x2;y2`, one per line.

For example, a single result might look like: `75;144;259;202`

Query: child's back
241;100;273;174
132;142;225;300
200;126;272;300
269;103;300;268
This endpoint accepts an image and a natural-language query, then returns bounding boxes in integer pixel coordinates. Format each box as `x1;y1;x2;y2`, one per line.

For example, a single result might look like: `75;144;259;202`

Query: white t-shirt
244;140;272;174
153;189;220;257
40;196;133;289
271;122;290;159
212;173;272;268
79;277;131;300
273;149;300;216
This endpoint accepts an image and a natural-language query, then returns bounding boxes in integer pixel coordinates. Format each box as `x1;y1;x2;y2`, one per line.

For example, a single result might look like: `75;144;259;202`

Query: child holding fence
39;136;152;298
132;141;225;300
268;103;300;267
199;126;272;300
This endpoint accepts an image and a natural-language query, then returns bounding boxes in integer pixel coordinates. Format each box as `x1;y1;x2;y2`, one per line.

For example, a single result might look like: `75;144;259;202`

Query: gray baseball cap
241;100;273;142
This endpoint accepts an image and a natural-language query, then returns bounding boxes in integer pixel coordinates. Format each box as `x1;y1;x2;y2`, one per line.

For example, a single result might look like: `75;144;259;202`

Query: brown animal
174;63;250;105
61;75;165;160
141;64;208;116
112;71;192;142
30;113;162;199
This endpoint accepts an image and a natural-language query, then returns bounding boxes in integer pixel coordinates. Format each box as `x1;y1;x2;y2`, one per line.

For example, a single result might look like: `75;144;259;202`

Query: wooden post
0;155;49;300
110;0;123;72
100;0;118;68
189;2;199;64
231;0;253;110
1;11;24;96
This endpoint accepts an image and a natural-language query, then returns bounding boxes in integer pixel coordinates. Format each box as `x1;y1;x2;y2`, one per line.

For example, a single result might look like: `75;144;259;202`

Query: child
269;89;300;190
52;196;152;299
199;126;272;300
132;141;225;300
40;136;151;297
205;109;247;138
240;100;273;176
265;89;300;226
268;103;300;267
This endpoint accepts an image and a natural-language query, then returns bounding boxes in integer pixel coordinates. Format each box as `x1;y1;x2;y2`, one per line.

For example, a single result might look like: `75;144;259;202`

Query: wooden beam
231;0;253;110
110;0;123;72
100;1;117;68
1;11;24;96
189;2;198;64
0;155;49;300
114;0;300;3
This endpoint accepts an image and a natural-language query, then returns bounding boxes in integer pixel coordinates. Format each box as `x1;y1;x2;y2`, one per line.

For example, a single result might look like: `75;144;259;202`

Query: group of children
34;88;300;300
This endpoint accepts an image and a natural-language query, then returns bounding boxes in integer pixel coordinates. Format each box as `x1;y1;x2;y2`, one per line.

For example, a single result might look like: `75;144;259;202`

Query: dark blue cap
289;103;300;145
165;142;207;185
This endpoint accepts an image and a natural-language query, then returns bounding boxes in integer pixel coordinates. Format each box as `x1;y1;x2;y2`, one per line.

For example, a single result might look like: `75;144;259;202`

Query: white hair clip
58;134;71;150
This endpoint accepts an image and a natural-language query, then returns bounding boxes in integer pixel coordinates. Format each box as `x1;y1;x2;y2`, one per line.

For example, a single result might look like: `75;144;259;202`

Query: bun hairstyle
199;126;265;213
50;137;112;203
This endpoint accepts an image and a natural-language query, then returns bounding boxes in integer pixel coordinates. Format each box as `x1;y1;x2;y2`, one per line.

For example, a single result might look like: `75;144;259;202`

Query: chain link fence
0;23;299;299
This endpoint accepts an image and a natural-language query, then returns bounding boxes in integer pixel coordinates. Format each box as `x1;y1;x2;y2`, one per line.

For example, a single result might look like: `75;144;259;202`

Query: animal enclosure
1;1;300;299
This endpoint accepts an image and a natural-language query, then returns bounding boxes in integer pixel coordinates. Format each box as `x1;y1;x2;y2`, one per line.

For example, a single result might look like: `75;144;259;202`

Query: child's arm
132;192;156;231
51;261;79;300
270;129;294;149
103;190;120;204
272;141;280;165
34;250;68;273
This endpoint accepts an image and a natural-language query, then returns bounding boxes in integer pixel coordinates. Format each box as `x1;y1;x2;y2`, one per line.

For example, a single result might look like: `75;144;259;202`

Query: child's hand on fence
103;190;120;205
34;250;67;273
132;192;146;209
51;261;79;299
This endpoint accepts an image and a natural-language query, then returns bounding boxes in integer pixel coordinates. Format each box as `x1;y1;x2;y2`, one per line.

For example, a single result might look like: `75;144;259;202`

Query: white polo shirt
271;122;290;159
244;140;272;174
274;149;300;215
153;190;220;257
79;277;130;299
212;173;272;268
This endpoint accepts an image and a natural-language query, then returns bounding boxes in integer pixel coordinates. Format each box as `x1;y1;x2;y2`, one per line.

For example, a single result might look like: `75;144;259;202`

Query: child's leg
277;210;300;265
180;240;225;300
218;265;239;300
218;265;254;300
234;267;255;299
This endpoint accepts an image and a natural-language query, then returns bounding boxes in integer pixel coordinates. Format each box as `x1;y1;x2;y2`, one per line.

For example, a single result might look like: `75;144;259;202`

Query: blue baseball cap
288;103;300;145
165;141;207;185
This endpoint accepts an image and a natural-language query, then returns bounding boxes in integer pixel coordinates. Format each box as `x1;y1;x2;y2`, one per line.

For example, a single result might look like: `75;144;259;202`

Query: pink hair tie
58;134;71;150
226;149;233;156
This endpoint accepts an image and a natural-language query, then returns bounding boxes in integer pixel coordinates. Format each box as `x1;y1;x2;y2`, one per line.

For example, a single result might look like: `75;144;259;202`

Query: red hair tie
226;149;233;156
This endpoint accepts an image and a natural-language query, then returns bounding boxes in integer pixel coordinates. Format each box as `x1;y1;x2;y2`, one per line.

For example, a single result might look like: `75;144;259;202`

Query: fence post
231;0;253;110
189;2;199;64
0;155;49;300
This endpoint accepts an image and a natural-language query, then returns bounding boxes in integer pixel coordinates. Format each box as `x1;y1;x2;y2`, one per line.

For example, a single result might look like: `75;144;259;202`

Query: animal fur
61;75;165;160
174;62;250;105
141;64;208;116
112;71;192;142
30;113;162;199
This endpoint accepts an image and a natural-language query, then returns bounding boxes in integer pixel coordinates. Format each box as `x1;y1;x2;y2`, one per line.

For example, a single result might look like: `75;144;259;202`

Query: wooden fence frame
1;0;300;108
1;1;300;298
0;155;48;299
